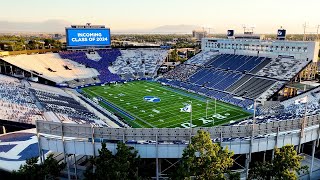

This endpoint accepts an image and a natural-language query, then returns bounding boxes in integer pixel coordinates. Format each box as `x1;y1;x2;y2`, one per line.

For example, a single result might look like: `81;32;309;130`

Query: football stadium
0;23;320;179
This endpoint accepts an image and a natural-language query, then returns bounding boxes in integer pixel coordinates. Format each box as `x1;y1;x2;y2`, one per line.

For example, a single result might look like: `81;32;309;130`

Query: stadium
0;24;320;179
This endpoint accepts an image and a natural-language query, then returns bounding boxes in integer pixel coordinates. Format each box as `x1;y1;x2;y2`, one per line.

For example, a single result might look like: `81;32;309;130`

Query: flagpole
206;99;208;119
303;95;308;129
190;101;192;143
215;98;217;115
253;99;256;125
213;98;216;126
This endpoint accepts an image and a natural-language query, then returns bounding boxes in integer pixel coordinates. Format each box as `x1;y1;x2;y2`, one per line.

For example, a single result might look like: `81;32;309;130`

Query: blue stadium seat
59;49;122;83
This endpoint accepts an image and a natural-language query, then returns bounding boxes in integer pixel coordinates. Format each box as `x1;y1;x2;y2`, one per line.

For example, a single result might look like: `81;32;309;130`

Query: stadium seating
0;74;106;126
110;49;168;79
59;49;122;83
256;57;312;80
257;81;286;101
162;52;279;101
30;88;106;126
281;87;320;117
205;54;266;72
2;53;99;84
162;64;199;82
0;75;44;124
230;77;276;99
233;87;320;126
185;51;218;65
188;68;243;91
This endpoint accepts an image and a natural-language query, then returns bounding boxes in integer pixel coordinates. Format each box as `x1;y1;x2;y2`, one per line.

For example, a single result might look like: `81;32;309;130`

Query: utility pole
303;22;307;41
316;25;320;41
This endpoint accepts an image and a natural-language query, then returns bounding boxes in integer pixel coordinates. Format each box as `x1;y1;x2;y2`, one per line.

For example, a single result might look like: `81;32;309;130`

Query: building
192;30;207;40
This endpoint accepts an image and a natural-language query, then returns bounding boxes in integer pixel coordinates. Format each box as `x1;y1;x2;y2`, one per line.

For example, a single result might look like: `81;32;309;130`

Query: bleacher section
230;77;276;99
256;57;312;80
110;49;167;79
185;51;218;65
0;75;44;124
189;68;243;91
256;101;284;116
161;51;303;101
29;82;69;96
30;89;106;126
0;74;106;126
234;87;320;126
257;81;286;101
162;64;199;82
2;53;99;86
205;54;267;72
282;87;320;117
59;49;122;83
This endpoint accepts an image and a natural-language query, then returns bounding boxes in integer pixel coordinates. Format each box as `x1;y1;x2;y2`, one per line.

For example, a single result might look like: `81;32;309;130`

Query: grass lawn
82;81;251;128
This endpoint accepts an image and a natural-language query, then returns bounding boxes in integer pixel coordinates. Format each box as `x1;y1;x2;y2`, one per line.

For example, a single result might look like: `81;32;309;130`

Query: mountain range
0;20;201;34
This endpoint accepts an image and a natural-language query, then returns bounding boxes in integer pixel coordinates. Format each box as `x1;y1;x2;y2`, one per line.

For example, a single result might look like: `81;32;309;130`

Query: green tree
249;145;308;180
171;130;234;180
85;142;149;180
170;48;179;62
12;153;65;180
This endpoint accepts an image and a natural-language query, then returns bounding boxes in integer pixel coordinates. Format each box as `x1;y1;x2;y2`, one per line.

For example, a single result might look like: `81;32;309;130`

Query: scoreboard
66;25;111;48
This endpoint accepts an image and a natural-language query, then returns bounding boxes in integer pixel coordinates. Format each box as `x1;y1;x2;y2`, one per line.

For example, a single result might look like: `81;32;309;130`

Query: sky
1;0;320;33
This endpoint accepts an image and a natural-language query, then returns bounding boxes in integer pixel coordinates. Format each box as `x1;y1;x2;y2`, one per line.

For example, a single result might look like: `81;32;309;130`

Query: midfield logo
143;96;161;103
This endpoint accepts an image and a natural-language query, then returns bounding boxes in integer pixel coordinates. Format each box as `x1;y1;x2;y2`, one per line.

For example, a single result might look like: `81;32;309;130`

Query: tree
12;153;65;180
249;145;308;180
85;142;149;180
170;48;179;62
171;130;234;180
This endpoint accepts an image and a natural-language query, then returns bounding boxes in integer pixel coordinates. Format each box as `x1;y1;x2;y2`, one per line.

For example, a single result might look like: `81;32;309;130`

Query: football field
82;81;252;128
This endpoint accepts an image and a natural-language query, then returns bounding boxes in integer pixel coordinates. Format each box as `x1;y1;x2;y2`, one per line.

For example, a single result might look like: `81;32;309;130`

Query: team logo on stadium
143;96;161;103
0;133;44;161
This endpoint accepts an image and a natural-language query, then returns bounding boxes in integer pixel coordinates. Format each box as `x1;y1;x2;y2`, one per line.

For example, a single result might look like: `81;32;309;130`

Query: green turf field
82;81;252;128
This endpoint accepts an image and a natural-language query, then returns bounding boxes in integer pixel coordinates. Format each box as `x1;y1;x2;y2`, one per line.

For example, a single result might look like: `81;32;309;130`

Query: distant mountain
0;20;71;33
0;21;201;34
151;24;202;34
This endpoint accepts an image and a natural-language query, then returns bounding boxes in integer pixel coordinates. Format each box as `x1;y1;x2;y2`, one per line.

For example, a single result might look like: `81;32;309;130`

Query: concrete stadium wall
36;114;320;158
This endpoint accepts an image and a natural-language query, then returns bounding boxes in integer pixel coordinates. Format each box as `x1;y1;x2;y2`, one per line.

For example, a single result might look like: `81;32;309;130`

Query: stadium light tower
242;24;255;35
242;24;246;34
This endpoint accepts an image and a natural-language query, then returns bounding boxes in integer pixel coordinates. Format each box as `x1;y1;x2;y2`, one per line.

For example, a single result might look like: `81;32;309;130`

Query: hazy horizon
1;0;320;34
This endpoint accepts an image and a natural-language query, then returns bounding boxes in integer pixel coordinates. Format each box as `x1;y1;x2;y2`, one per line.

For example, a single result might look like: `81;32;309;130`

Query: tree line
0;35;62;51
